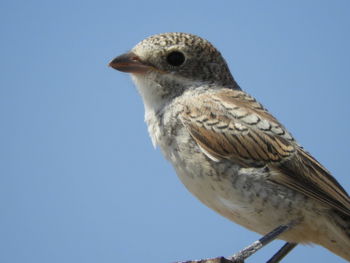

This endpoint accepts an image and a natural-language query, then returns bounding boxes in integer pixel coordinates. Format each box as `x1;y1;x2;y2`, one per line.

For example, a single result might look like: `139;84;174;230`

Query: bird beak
109;52;151;74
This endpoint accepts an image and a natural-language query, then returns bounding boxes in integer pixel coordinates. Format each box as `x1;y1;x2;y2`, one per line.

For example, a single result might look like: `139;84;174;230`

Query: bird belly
167;146;338;246
173;157;301;234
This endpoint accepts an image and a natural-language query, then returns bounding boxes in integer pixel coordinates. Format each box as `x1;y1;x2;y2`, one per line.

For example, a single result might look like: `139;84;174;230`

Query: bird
109;32;350;262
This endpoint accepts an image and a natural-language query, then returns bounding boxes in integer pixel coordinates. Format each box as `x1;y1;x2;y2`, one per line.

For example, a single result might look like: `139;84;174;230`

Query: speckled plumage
109;32;350;261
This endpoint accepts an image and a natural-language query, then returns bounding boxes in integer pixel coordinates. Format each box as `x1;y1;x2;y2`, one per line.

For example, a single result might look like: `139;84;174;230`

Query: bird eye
166;51;185;66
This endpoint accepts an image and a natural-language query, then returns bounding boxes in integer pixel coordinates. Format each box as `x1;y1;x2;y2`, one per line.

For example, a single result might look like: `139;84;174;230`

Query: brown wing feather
181;89;350;216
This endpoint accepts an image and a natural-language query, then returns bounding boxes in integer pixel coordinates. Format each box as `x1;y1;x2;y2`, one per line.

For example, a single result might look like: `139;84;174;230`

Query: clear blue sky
1;1;350;262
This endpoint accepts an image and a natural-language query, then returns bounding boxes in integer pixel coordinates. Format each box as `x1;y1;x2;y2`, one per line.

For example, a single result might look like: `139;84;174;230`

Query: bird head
109;32;238;112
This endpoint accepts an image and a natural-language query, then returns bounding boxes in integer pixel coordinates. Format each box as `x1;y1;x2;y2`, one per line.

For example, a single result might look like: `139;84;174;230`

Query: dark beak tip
108;60;117;70
108;56;123;70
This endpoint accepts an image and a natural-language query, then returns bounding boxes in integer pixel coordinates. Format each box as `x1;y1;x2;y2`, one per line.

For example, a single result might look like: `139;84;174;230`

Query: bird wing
180;88;350;216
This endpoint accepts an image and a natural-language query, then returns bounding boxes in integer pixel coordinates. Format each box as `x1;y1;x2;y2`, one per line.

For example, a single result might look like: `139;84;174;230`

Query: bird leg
228;221;297;262
177;220;298;263
266;242;298;263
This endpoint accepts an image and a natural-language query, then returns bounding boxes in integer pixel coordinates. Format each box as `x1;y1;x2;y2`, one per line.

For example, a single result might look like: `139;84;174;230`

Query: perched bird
109;32;350;262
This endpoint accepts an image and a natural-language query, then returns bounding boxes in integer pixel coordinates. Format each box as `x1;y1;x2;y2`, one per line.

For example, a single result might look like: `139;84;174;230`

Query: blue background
1;1;350;262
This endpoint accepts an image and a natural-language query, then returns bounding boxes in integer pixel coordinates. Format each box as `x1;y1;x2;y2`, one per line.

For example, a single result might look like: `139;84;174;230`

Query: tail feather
318;210;350;261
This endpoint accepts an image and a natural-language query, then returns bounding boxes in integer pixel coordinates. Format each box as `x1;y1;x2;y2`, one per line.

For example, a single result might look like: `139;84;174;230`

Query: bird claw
175;256;243;263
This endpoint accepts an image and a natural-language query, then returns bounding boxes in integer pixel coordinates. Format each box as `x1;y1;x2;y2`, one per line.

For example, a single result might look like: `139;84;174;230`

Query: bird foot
175;256;243;263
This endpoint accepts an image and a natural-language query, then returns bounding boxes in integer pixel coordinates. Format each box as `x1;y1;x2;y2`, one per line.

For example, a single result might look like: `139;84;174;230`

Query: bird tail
318;210;350;261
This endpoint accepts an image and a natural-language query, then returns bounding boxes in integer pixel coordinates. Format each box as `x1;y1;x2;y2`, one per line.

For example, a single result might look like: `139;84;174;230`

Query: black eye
166;51;185;66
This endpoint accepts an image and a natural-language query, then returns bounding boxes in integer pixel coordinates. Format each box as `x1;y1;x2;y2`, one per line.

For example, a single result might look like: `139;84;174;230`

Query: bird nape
109;32;350;262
